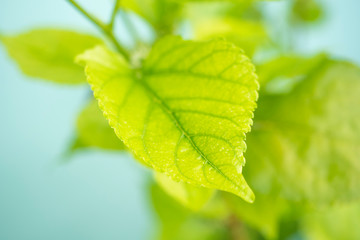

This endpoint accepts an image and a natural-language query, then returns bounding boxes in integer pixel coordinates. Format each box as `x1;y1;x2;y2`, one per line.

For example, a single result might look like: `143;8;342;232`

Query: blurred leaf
120;0;181;33
292;0;323;23
223;192;289;239
155;172;214;211
302;202;360;240
151;182;191;240
245;59;360;205
185;1;266;56
257;54;327;93
193;18;268;56
0;28;102;84
75;99;126;151
151;183;231;240
199;192;230;220
172;0;277;2
225;1;263;21
76;36;259;202
182;0;266;24
184;2;234;20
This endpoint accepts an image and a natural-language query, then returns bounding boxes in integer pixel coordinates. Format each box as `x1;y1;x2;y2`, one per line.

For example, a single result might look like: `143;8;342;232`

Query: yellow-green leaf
120;0;181;32
77;36;259;202
150;182;230;240
75;99;126;151
193;18;268;56
172;0;276;2
292;0;323;23
223;192;289;239
302;202;360;240
0;28;102;84
246;59;360;205
257;54;327;92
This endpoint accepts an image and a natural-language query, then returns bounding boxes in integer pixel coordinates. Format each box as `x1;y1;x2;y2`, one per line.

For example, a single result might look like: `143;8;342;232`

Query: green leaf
245;59;360;205
120;0;181;33
0;28;102;84
184;2;234;20
193;18;268;56
155;172;214;211
257;54;327;92
172;0;272;2
151;182;191;240
77;36;259;202
171;0;211;1
151;182;231;240
185;2;267;56
75;99;127;151
302;202;360;240
184;1;263;24
223;192;289;239
292;0;323;23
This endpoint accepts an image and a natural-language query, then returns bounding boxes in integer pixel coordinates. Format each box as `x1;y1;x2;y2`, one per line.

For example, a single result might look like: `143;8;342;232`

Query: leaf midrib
134;73;243;191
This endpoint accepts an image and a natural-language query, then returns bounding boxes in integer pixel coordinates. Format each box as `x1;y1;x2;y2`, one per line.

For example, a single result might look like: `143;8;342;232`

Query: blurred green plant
1;0;359;239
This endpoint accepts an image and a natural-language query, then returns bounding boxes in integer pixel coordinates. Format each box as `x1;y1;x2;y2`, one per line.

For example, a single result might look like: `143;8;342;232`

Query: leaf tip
236;185;255;204
246;191;256;204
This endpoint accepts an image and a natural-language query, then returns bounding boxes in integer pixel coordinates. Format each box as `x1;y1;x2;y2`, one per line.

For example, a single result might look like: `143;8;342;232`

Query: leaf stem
67;0;130;61
109;0;121;29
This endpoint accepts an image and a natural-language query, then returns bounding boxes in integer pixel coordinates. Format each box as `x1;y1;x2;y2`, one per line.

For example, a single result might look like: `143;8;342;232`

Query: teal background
0;0;359;240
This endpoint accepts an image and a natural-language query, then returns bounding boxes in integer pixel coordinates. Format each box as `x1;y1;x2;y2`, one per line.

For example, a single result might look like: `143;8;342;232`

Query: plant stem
67;0;130;60
109;0;121;29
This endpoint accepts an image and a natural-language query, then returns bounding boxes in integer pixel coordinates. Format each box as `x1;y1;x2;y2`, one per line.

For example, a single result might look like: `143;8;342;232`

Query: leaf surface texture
77;36;259;202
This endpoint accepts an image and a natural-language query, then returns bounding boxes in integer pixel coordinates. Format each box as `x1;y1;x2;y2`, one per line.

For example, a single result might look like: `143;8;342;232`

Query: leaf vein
135;78;241;190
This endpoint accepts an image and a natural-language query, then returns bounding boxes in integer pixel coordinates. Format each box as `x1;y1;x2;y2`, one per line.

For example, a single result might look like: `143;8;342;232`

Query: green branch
109;0;121;29
67;0;130;61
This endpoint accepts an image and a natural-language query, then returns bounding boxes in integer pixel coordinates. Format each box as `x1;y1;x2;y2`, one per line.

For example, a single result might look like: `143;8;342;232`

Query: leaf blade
1;28;102;84
77;36;259;202
246;59;360;205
